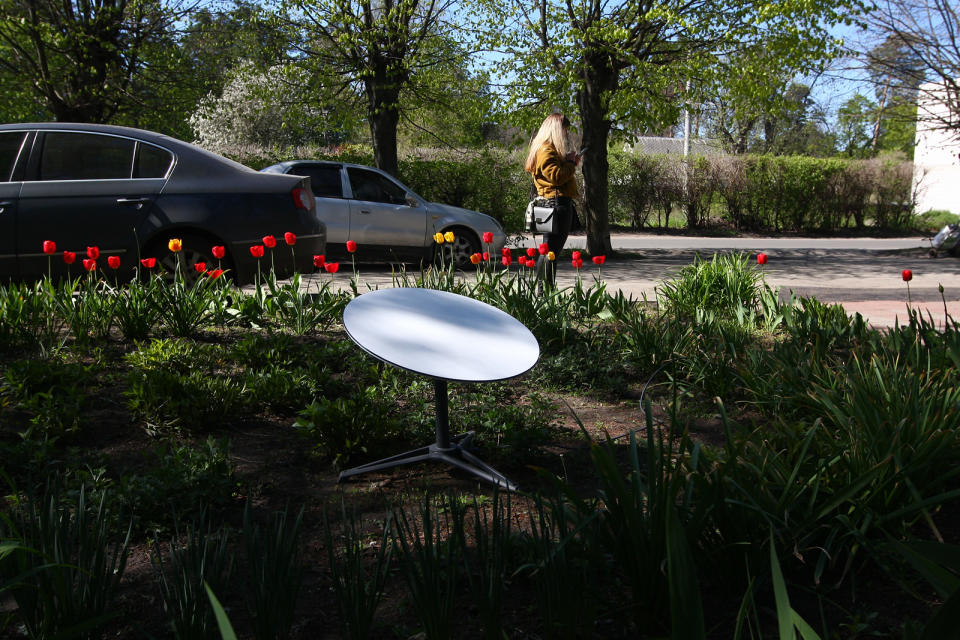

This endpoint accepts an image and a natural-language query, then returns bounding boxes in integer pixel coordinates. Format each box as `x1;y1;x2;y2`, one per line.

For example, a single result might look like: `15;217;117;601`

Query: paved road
307;234;960;328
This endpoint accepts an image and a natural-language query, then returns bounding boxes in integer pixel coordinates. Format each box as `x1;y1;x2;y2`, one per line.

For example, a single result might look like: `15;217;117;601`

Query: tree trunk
369;106;400;177
365;74;401;177
576;59;615;256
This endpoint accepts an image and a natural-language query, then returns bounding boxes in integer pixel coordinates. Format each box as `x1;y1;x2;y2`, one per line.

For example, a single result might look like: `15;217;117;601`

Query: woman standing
524;113;583;285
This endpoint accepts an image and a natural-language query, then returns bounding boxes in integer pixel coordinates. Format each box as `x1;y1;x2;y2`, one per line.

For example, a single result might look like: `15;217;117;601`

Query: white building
913;81;960;215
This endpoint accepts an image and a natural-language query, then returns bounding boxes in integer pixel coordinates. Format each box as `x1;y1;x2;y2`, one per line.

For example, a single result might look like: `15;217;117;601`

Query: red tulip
538;243;549;255
572;250;581;261
502;256;512;266
482;252;490;261
194;262;206;273
284;232;297;246
526;247;536;258
482;232;494;243
250;245;265;258
526;259;536;268
86;246;99;260
212;245;225;259
572;258;583;269
63;251;76;265
107;255;121;269
592;255;605;265
82;258;96;272
208;269;224;279
262;235;277;248
313;254;326;268
42;240;56;254
346;240;357;253
501;247;511;257
324;262;340;273
518;257;527;267
140;257;156;268
902;269;913;282
757;253;768;265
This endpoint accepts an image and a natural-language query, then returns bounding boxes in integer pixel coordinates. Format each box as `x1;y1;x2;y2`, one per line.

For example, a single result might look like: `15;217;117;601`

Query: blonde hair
524;113;572;173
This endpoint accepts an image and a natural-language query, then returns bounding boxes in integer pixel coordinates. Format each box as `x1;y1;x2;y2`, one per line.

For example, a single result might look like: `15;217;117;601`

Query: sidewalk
310;234;960;329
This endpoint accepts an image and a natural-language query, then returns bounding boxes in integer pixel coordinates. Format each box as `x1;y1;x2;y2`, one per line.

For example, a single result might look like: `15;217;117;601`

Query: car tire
144;233;234;285
439;228;480;269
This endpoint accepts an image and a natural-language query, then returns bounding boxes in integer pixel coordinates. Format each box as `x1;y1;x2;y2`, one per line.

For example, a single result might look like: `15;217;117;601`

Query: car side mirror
405;194;419;207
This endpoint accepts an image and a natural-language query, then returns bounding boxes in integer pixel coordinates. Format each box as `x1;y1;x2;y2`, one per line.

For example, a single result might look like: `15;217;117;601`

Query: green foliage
913;209;959;234
125;365;246;434
0;479;131;639
292;386;403;466
243;503;304;640
656;253;766;320
1;359;94;439
152;268;219;337
0;280;62;353
152;512;236;640
0;0;175;123
392;494;462;640
111;277;161;341
607;152;918;232
398;148;529;229
263;273;349;335
324;503;393;640
519;487;602;639
120;438;235;530
458;491;514;640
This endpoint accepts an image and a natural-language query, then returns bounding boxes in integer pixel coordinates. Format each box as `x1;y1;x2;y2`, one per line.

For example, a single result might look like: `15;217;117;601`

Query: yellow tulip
433;232;445;244
547;251;556;261
444;231;455;243
168;238;183;253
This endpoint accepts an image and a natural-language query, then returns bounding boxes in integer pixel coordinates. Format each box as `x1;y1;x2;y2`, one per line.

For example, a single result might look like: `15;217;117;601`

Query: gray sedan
260;160;506;266
0;123;326;284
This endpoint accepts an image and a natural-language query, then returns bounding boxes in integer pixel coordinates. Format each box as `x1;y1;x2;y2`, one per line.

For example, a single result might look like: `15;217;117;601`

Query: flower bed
1;239;958;638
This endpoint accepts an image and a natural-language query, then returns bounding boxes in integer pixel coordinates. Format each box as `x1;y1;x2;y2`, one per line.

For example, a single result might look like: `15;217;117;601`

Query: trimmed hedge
224;144;916;234
610;150;915;233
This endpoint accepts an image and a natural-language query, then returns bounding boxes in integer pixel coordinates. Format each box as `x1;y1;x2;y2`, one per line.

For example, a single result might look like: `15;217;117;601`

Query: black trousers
536;197;575;285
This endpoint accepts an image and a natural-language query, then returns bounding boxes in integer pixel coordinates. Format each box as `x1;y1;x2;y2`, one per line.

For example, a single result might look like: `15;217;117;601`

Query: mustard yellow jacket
531;141;579;199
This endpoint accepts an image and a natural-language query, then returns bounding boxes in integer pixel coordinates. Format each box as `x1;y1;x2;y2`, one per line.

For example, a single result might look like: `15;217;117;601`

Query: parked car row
0;123;507;284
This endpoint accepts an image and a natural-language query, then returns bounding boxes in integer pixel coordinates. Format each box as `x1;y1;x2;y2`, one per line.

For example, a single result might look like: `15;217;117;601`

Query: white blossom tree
189;60;349;153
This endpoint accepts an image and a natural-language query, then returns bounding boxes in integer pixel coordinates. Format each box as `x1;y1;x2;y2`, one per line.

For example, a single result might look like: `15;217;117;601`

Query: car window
38;132;135;181
347;167;406;204
134;142;173;178
296;165;343;198
0;132;26;182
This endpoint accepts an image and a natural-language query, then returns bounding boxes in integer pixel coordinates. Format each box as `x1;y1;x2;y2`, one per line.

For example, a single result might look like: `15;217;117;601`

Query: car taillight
292;187;313;210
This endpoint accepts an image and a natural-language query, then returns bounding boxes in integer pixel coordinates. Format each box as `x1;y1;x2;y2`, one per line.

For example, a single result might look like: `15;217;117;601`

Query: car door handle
358;209;371;214
0;200;10;214
117;197;151;209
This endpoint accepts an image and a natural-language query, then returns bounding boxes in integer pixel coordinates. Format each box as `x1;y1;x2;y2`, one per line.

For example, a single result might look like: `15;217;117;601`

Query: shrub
656;252;765;321
292;386;402;466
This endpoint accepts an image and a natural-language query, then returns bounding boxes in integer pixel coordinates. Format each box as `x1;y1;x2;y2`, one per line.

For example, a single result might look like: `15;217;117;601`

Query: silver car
260;160;506;266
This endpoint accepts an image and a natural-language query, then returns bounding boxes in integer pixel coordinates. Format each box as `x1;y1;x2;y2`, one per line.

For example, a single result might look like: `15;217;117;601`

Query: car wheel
145;233;233;285
441;228;480;269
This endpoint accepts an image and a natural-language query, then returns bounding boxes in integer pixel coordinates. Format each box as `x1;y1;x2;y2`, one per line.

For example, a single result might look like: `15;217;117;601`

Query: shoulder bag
525;192;559;234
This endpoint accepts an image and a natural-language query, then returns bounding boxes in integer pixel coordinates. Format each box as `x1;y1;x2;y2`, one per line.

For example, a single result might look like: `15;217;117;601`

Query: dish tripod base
337;379;518;491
